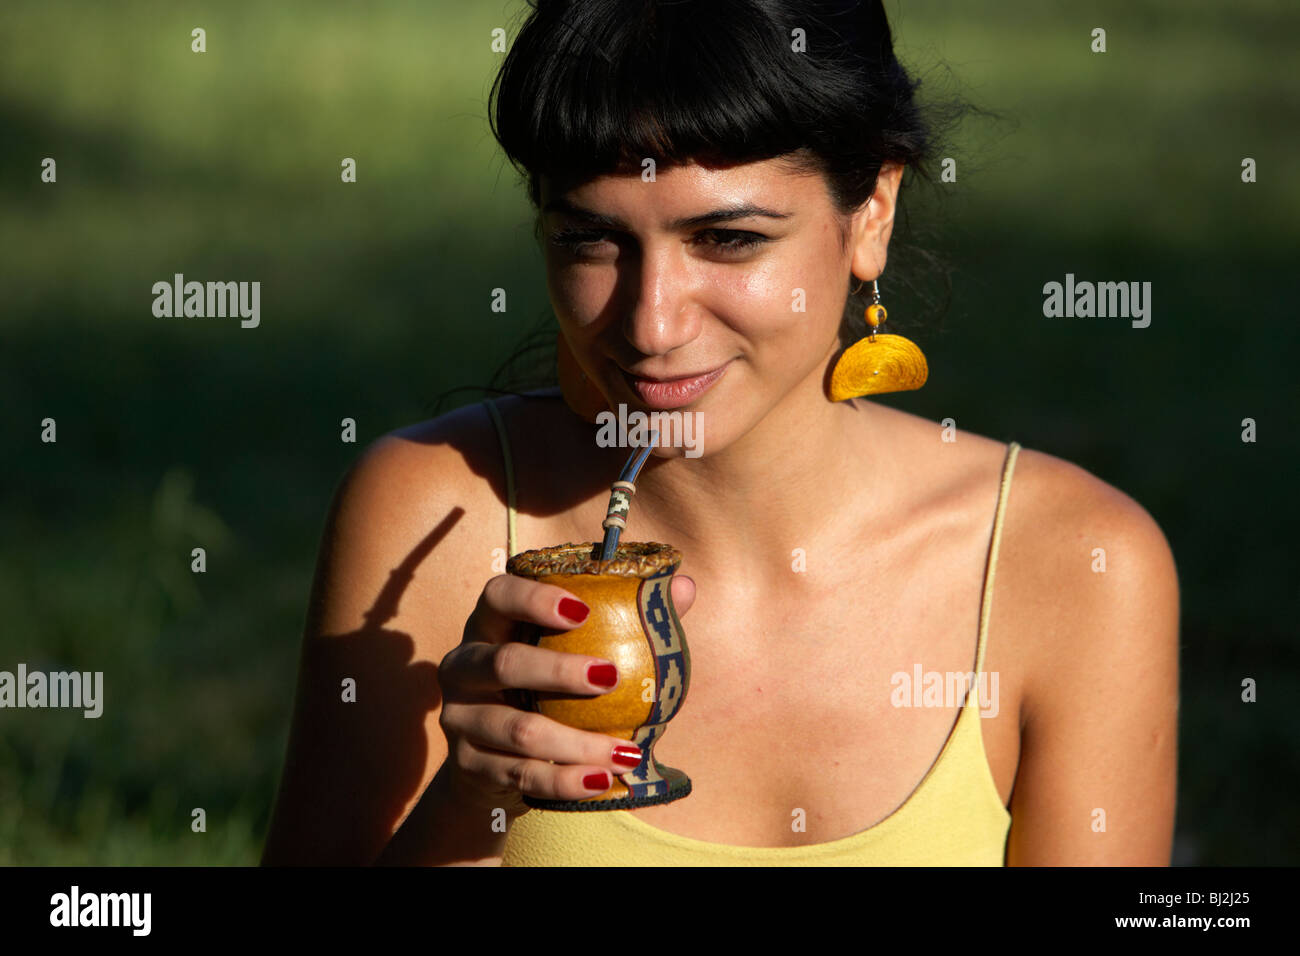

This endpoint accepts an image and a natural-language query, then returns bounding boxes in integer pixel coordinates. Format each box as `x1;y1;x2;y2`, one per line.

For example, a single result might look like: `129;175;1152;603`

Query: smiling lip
621;361;732;409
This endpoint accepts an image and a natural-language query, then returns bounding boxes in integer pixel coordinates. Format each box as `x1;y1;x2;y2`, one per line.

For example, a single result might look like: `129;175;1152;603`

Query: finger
458;738;625;804
671;574;696;616
451;702;642;772
442;640;620;700
463;574;591;646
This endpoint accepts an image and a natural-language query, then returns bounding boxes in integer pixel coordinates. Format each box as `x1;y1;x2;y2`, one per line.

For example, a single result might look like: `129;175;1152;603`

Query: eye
695;229;768;254
548;228;769;257
547;228;618;255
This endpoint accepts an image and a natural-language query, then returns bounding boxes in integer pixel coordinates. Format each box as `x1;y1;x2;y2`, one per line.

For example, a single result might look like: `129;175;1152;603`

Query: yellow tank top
481;397;1019;866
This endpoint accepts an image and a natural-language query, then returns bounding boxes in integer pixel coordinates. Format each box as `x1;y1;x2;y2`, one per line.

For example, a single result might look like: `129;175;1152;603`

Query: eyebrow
541;197;793;231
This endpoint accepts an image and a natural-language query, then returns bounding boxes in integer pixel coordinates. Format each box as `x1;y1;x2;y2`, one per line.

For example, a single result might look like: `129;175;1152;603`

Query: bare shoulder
351;398;505;514
327;399;524;641
994;447;1180;863
861;411;1179;862
262;394;571;864
1003;445;1179;593
995;445;1181;720
261;399;518;864
344;389;590;627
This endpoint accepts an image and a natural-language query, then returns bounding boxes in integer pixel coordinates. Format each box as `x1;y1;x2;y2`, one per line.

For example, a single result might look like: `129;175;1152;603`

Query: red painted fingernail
587;663;617;688
583;771;610;791
612;745;642;768
558;598;589;623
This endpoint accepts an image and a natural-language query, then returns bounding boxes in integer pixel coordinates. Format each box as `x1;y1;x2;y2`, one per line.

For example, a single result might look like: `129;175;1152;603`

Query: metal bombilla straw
598;429;659;563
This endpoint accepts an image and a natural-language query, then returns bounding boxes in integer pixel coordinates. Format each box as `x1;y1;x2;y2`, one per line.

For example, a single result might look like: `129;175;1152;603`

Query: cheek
706;259;791;334
546;264;618;333
720;254;840;346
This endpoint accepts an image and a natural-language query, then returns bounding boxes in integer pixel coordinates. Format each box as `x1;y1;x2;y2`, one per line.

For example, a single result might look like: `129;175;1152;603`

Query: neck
628;367;894;581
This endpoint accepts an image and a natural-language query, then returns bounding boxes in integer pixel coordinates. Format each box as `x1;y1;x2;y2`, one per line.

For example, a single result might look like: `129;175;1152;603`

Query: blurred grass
1;0;1297;864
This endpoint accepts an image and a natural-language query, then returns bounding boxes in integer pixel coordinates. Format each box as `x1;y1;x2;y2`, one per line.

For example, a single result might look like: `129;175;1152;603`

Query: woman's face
538;156;900;457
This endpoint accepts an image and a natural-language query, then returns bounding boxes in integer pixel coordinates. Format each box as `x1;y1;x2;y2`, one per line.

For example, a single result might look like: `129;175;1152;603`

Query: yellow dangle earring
828;278;928;400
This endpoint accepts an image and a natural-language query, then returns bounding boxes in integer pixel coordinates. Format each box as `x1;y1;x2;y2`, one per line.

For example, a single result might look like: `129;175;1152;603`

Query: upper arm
1004;452;1181;866
260;414;500;865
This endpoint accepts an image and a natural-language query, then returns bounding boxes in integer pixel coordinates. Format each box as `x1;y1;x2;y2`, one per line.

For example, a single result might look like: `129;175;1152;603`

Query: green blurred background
1;0;1296;864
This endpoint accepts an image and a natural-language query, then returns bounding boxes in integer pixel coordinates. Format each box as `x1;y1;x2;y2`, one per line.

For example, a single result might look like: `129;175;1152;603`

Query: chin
648;443;702;461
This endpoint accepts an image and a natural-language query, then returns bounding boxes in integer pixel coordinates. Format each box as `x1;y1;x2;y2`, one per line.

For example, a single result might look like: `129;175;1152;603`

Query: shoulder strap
974;441;1021;681
481;398;518;558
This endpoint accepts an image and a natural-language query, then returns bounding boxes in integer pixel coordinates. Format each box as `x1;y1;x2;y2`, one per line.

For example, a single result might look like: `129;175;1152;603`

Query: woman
261;0;1179;866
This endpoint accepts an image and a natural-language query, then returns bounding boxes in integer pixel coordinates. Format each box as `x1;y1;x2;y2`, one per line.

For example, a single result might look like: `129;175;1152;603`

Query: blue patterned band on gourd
623;568;690;800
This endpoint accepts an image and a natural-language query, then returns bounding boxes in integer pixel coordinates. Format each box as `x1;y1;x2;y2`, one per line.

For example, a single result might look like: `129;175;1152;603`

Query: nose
622;243;701;358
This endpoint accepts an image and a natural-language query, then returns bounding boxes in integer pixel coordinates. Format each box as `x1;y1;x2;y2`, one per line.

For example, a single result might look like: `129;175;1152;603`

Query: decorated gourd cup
505;540;691;811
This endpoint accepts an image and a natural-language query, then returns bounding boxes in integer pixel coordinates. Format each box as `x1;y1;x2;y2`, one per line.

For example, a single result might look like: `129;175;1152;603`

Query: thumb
670;574;696;616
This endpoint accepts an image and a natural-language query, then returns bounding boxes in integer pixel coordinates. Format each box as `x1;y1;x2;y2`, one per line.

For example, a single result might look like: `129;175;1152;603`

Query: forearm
373;763;511;866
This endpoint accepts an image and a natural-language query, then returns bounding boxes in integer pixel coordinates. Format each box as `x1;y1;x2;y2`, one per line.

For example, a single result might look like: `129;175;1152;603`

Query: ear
848;163;905;282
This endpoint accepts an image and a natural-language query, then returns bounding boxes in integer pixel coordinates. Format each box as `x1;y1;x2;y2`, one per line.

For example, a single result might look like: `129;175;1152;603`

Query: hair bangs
491;0;830;206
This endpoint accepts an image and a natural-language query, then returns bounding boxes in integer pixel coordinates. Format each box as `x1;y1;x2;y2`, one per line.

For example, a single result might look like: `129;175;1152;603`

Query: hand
437;573;696;816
